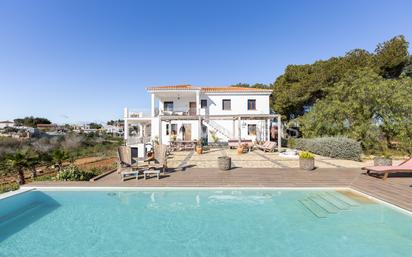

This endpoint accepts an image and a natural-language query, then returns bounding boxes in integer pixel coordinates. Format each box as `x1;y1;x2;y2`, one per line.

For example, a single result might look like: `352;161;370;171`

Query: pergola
159;114;282;152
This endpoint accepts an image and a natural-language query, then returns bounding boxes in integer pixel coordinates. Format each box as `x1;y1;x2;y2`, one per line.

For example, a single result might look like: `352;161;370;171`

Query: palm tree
51;149;70;172
26;150;41;179
5;152;29;185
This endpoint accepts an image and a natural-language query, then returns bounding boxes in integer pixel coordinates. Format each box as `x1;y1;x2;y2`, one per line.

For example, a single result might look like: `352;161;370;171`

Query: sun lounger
228;140;238;149
117;146;141;180
255;141;270;150
256;141;277;152
144;144;168;179
362;157;412;180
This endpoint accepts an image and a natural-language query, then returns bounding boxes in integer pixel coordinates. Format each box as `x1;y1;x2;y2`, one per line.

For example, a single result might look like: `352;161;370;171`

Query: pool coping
0;188;35;201
0;185;408;216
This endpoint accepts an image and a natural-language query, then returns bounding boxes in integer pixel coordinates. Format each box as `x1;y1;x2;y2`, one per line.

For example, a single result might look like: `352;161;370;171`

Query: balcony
125;108;154;119
160;108;197;116
126;136;151;145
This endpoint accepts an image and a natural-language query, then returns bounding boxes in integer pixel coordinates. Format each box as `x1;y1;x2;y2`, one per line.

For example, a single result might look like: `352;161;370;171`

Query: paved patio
167;149;400;169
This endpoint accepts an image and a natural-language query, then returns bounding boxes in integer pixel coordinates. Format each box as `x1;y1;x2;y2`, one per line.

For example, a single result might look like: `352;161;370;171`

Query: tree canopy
14;116;51;127
272;35;411;120
231;83;270;89
88;123;102;129
272;35;412;153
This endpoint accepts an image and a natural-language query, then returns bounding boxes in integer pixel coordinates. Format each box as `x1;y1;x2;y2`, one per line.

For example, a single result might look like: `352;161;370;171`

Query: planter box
373;157;392;166
218;156;231;171
299;158;315;171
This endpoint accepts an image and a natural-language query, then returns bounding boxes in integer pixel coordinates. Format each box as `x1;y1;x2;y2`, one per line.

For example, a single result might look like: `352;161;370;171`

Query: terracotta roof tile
146;85;196;90
146;85;272;93
201;87;272;92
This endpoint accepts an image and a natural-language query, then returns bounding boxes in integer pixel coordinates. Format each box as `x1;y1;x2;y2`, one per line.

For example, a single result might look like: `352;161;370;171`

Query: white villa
124;85;281;153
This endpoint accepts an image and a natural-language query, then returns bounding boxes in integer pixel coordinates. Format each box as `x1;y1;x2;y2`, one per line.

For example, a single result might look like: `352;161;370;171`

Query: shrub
294;137;362;161
287;138;297;149
57;164;99;181
0;183;19;194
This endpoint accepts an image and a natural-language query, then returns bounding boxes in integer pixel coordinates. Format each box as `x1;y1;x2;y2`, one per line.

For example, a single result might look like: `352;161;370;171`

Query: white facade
0;121;15;129
124;85;278;147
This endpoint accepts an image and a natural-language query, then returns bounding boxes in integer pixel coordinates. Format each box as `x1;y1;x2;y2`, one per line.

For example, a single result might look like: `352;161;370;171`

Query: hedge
294;137;362;161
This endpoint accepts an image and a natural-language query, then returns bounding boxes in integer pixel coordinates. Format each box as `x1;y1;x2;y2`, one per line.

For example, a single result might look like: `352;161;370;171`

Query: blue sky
0;0;411;124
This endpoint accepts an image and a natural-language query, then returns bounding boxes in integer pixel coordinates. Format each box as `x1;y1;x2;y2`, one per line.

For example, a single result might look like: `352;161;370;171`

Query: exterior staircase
299;192;360;218
202;119;232;140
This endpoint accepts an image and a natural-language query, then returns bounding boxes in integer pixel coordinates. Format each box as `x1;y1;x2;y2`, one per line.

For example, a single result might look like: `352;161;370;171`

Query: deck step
326;192;360;207
308;195;339;214
299;199;328;218
318;193;350;210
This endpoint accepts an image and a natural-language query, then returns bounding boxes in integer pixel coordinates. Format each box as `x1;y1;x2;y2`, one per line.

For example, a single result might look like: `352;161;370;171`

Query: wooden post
277;115;281;152
238;116;241;144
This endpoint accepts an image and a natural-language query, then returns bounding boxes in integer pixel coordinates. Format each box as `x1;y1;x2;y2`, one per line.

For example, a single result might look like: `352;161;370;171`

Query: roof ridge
146;85;272;92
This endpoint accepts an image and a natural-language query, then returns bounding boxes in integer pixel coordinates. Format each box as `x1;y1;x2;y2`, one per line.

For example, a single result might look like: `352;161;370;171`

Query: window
222;99;231;110
163;101;174;112
166;124;177;135
248;124;257;136
248;99;256;110
201;99;207;108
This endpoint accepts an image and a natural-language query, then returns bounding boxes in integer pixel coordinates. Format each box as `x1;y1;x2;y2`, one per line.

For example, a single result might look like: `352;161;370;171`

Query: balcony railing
160;108;196;116
126;136;151;145
126;108;154;118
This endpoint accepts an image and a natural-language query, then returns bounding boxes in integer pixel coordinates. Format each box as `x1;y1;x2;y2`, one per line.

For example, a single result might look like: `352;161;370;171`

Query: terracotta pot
373;157;392;166
299;158;315;170
237;147;244;154
218;156;231;170
196;146;203;154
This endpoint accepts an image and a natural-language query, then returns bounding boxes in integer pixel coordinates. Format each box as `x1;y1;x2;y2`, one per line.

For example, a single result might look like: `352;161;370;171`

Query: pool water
0;189;411;257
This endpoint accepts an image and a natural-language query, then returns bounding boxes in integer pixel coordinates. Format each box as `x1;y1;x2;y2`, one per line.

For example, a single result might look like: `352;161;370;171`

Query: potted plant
217;156;231;170
211;132;219;146
195;140;203;154
237;143;245;154
299;151;315;170
373;153;392;166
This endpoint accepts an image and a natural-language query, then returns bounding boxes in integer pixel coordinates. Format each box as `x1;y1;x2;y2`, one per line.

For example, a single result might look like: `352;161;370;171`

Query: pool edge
7;185;412;217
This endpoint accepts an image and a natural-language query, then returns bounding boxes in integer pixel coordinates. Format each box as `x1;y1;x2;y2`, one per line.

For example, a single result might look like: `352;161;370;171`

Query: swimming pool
1;188;411;257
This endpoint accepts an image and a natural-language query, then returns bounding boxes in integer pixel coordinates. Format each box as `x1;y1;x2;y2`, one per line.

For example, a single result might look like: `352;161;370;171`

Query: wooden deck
27;167;412;212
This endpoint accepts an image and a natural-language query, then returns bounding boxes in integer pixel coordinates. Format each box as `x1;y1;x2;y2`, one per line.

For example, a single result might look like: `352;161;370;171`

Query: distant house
73;124;99;134
103;125;124;137
36;123;57;131
0;120;15;129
